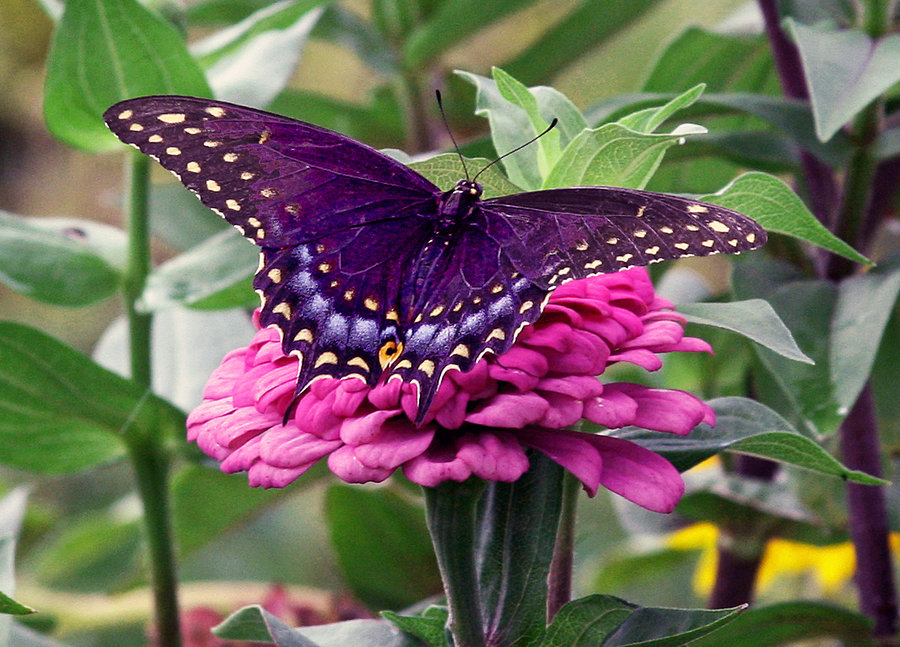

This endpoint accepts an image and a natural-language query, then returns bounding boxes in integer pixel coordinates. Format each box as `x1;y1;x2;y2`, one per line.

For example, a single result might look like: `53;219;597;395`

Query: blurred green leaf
687;601;876;647
185;0;273;24
33;515;142;591
678;300;812;364
172;465;291;557
0;212;123;306
541;595;742;647
140;228;257;311
404;0;538;68
191;0;326;106
701;172;869;264
312;4;395;74
325;485;439;610
214;605;319;645
786;19;900;141
270;87;405;147
0;322;185;473
383;608;447;647
503;0;656;84
44;0;211;151
831;258;900;412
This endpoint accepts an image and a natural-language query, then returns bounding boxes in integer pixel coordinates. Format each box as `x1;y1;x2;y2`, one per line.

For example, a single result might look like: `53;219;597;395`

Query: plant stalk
547;472;578;621
122;151;182;647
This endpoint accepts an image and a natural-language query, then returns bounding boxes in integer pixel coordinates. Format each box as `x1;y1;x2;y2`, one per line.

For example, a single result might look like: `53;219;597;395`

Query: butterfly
104;96;766;425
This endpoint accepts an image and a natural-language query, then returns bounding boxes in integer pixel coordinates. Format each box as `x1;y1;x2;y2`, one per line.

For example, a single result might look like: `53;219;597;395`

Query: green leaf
0;212;123;306
404;0;537;69
383;608;448;647
140;229;257;311
541;595;742;647
831;258;900;412
786;19;900;142
216;606;428;646
1;489;29;645
325;486;439;610
617;84;706;134
620;397;882;484
687;601;876;647
409;154;522;197
502;0;656;85
543;123;695;191
0;322;185;473
191;0;326;106
0;591;34;616
214;605;321;646
455;69;584;190
44;0;211;151
493;68;561;176
311;5;395;74
677;300;812;364
700;172;869;264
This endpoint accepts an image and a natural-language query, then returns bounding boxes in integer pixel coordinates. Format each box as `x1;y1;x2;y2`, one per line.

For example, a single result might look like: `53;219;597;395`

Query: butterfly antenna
435;90;470;181
473;118;558;183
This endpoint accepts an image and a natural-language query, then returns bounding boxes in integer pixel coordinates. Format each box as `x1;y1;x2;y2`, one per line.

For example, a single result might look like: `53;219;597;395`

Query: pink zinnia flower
187;268;714;513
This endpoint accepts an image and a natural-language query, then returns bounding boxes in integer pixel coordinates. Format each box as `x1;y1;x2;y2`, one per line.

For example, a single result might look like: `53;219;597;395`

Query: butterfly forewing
482;187;766;286
103;96;439;247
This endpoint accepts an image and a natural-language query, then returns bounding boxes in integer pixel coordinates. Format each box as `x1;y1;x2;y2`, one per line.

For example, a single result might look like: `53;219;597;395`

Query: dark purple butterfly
104;96;766;424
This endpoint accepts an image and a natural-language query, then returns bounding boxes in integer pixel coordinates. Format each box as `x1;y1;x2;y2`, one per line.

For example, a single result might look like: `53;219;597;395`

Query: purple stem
758;0;839;226
840;385;898;642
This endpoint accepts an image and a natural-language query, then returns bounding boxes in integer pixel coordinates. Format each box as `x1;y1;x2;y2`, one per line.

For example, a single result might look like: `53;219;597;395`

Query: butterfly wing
481;186;767;287
104;96;442;393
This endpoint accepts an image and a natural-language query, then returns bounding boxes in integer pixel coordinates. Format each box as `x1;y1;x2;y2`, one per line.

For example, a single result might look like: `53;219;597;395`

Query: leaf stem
547;472;578;621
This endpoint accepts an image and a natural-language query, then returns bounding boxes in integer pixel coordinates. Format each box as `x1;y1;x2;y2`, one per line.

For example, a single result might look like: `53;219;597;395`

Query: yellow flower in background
667;522;900;596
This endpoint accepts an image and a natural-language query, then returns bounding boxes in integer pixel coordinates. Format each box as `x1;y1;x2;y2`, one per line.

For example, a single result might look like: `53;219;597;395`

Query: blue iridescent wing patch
105;96;766;424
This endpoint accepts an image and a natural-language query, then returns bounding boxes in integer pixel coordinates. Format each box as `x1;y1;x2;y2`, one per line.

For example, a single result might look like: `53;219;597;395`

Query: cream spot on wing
687;204;709;214
452;344;470;358
616;253;633;263
634;229;647;238
315;352;338;367
429;305;445;317
118;109;133;120
285;204;300;215
226;199;240;211
223;152;239;162
418;359;435;377
519;300;534;313
158;113;186;124
701;239;715;248
709;220;730;233
660;226;674;234
203;140;222;148
686;224;700;231
585;259;603;269
205;106;226;118
348;357;370;370
487;328;506;342
166;146;181;155
452;302;463;312
256;229;265;240
364;297;378;311
386;308;400;321
394;359;412;370
272;302;292;318
646;246;660;255
675;242;690;250
148;134;163;143
186;161;201;173
344;289;355;301
606;237;618;245
241;172;255;180
247;217;261;227
491;284;503;293
206;179;221;192
268;268;282;283
575;240;589;251
184;127;202;135
746;233;756;243
318;262;333;273
129;123;144;132
261;187;278;198
294;328;314;343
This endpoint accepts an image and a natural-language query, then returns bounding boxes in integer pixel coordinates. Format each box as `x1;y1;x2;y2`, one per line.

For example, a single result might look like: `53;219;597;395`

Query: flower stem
121;151;182;647
425;479;487;647
547;472;578;621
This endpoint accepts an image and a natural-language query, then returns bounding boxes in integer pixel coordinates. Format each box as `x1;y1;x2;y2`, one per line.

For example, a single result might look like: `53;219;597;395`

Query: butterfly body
104;96;766;424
